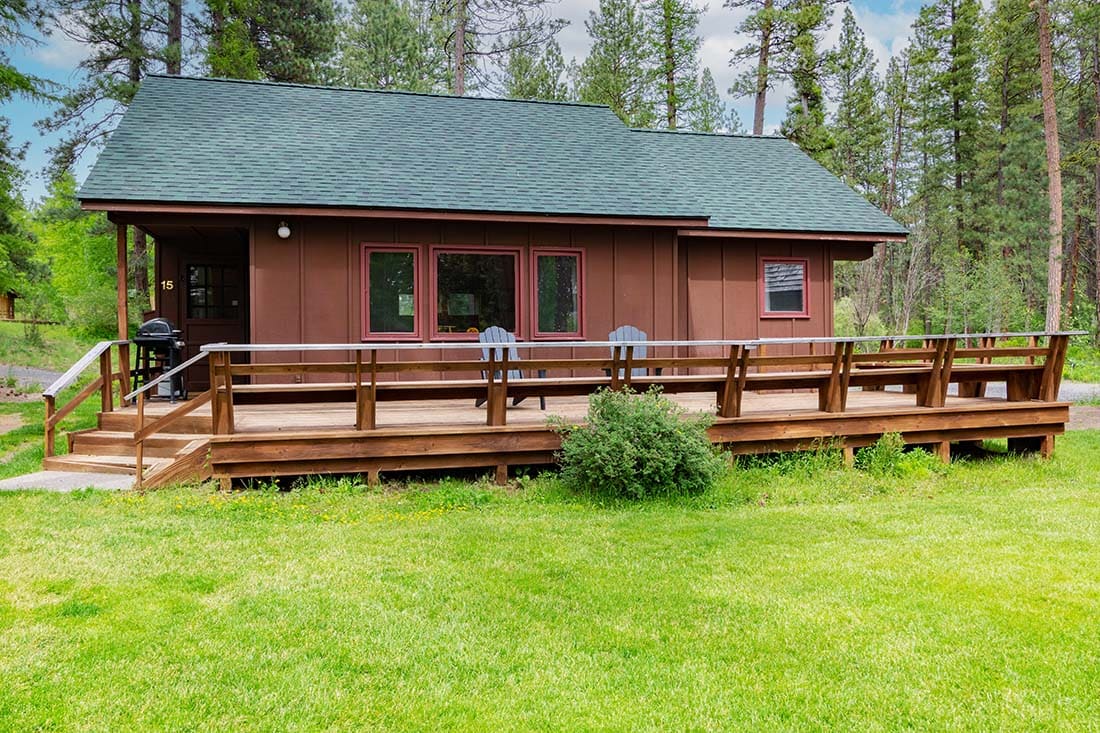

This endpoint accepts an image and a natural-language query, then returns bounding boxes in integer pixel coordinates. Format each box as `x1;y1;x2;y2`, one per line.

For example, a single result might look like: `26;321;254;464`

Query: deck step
71;430;196;458
43;453;169;476
98;411;212;434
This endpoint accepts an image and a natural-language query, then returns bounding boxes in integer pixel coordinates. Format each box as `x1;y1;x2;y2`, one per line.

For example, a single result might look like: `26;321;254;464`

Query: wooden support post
367;468;381;486
485;350;496;426
935;440;951;464
842;445;855;468
221;354;235;435
134;392;146;489
99;350;113;413
838;341;855;411
219;476;232;492
486;350;508;426
368;350;378;430
718;344;740;418
209;351;222;434
117;342;131;407
494;464;508;485
44;395;56;458
1039;334;1069;402
623;345;634;390
116;223;128;340
1040;434;1055;459
354;351;363;429
1027;334;1038;365
918;339;949;407
610;346;621;390
821;342;846;412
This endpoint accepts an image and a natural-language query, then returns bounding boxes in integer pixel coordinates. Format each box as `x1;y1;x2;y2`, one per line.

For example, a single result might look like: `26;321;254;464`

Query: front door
155;231;249;392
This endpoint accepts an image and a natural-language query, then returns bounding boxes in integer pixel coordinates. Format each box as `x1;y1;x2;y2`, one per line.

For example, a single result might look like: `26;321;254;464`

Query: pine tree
644;0;703;129
689;67;726;132
437;0;566;96
577;0;655;126
336;0;446;91
203;0;337;83
726;0;789;134
1036;0;1062;330
824;7;885;200
502;37;568;100
777;0;835;163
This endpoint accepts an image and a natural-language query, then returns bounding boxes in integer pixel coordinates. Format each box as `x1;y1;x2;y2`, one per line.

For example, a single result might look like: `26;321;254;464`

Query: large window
761;258;809;317
433;249;519;337
533;250;582;337
363;247;419;338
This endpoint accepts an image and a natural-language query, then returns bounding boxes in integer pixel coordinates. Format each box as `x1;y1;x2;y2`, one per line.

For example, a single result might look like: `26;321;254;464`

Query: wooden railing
42;340;131;458
107;331;1080;486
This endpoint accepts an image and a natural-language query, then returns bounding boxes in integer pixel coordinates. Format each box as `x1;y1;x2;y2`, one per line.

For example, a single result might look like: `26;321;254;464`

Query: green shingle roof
79;75;908;236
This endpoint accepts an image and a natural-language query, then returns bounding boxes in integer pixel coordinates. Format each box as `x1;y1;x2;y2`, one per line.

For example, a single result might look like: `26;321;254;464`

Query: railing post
354;351;363;430
134;391;145;489
209;350;221;434
623;345;634;390
44;395;56;458
221;354;235;435
117;342;131;407
1039;334;1069;402
369;349;378;430
99;349;113;413
718;344;745;418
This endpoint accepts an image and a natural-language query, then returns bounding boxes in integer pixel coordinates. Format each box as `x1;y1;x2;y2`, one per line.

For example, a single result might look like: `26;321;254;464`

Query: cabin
40;75;1071;487
0;291;16;321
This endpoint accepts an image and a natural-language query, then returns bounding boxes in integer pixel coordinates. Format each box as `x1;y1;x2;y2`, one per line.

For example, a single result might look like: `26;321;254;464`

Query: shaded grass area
2;432;1100;730
0;322;99;374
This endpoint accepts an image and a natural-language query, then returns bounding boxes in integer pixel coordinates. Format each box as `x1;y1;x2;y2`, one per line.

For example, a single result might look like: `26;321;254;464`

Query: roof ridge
629;127;787;140
142;74;614;111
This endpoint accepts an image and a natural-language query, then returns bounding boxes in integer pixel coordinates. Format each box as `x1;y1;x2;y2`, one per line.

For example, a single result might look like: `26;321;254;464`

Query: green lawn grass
3;433;1100;730
0;321;100;375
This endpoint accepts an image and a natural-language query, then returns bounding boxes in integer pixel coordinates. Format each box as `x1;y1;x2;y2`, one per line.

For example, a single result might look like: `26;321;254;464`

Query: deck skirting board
202;401;1069;480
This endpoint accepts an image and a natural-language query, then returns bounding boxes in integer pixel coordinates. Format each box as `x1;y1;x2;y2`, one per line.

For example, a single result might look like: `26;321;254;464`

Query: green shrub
855;433;946;479
550;386;726;500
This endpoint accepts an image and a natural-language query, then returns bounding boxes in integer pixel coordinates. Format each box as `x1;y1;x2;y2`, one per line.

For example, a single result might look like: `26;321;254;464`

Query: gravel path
969;379;1100;403
0;364;64;391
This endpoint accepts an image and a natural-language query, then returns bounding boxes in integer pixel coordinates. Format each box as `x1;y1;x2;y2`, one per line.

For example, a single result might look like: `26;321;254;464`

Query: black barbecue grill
132;318;186;400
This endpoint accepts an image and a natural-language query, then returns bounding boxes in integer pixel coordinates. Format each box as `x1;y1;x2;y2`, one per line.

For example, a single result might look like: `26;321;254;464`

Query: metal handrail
123;348;216;402
197;331;1087;354
43;340;128;398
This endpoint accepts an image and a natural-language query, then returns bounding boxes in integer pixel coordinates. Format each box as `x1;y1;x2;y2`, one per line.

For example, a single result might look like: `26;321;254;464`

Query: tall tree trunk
751;0;772;135
1036;0;1062;332
883;58;908;216
129;0;149;308
665;15;676;128
167;0;182;75
1093;36;1100;344
454;0;467;95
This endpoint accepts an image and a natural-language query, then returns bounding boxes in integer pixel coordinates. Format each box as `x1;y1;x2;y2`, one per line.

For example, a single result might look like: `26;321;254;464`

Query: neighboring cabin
78;75;907;388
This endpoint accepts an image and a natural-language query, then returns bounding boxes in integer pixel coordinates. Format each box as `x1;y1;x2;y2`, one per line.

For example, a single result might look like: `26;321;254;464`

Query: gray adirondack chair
475;326;546;409
608;325;661;378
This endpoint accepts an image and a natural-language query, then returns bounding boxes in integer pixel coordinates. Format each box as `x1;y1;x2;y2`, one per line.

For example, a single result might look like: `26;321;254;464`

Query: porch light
276;221;291;239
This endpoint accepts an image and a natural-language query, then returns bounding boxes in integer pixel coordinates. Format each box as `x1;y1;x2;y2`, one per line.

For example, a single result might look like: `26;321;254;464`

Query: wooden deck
41;333;1076;488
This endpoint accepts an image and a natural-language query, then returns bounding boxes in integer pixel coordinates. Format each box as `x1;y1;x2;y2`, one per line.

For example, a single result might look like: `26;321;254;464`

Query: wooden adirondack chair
475;326;546;409
608;325;661;378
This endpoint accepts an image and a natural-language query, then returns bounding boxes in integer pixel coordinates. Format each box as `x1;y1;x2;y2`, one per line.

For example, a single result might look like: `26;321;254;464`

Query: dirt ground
1069;405;1100;431
0;413;21;435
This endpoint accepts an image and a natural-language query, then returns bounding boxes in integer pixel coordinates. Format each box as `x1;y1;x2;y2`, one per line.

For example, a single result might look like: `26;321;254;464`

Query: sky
1;0;923;205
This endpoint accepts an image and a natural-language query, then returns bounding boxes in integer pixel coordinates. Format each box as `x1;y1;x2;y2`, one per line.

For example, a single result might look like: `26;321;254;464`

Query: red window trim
361;244;422;341
759;256;811;319
531;248;585;340
429;245;524;341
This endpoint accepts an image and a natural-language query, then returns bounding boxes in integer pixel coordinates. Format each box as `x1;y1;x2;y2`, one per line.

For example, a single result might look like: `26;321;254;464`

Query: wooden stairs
43;409;213;488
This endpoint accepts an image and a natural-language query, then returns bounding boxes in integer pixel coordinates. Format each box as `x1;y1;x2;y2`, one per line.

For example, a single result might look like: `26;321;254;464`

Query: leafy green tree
644;0;703;129
32;175;119;337
203;0;338;83
578;0;655;126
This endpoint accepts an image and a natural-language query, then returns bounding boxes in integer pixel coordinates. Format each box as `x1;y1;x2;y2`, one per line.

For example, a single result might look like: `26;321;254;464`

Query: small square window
761;259;809;317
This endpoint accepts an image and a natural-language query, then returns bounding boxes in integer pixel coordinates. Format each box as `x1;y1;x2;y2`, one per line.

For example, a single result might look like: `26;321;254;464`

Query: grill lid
135;317;182;339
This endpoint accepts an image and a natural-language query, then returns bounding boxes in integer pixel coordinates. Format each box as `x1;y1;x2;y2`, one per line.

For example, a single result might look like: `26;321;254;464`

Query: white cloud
31;29;92;70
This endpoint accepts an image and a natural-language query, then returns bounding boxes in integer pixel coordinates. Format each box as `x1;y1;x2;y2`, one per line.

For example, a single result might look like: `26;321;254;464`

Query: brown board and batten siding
249;215;680;383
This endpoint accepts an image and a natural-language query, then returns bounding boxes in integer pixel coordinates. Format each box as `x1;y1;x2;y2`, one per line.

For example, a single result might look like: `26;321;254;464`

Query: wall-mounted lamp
276;221;291;239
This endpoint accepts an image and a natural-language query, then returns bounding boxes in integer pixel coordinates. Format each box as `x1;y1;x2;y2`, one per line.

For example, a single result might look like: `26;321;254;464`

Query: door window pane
367;250;417;334
435;252;516;334
763;261;807;314
536;253;580;334
187;265;240;320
